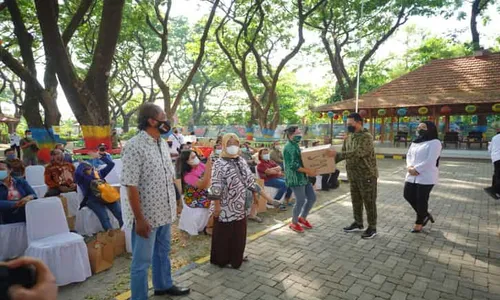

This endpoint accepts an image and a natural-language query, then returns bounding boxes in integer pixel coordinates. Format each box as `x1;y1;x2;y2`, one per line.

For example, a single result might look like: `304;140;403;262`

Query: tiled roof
314;52;500;111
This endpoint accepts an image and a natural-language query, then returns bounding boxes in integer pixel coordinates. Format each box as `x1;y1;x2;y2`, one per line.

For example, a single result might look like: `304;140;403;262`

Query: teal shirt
283;141;308;187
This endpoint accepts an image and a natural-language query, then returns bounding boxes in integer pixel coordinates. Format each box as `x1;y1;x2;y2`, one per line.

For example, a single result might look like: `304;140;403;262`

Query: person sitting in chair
44;149;77;197
74;152;123;230
4;148;25;178
0;161;37;224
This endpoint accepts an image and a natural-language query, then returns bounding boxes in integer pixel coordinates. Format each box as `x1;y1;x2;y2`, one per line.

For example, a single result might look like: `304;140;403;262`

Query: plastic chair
25;166;47;198
24;197;91;286
0;223;27;260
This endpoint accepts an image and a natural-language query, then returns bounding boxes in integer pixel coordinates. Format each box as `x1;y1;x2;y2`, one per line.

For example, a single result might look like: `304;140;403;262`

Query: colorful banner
81;125;111;150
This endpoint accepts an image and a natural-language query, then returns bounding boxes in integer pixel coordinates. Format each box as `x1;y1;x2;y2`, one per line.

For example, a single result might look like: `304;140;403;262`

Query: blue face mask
7;154;16;160
0;170;8;180
292;135;302;143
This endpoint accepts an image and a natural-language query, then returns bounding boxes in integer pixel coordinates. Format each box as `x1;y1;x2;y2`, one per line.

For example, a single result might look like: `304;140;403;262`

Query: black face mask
418;129;427;137
347;125;356;133
99;147;106;152
155;119;171;134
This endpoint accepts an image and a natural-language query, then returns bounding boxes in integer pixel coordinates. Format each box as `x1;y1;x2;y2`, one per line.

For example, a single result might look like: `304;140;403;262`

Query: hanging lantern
377;109;386;116
359;109;368;118
440;106;452;115
318;112;323;118
471;115;478;123
342;110;350;116
333;114;339;120
465;105;476;114
403;116;410;122
343;116;348;122
492;103;500;112
397;108;407;117
392;117;398;122
366;118;370;122
418;107;428;115
327;111;334;118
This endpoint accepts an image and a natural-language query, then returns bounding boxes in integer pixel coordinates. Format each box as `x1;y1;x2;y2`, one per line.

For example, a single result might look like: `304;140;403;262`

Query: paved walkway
164;160;500;300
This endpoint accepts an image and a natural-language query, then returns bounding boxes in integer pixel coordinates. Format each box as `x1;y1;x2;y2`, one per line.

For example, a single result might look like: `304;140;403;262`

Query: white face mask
188;157;200;166
262;154;270;161
215;149;222;155
226;145;239;155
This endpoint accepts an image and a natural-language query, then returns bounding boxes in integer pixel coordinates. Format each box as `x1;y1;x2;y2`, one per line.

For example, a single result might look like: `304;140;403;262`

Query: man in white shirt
167;127;184;156
486;130;500;199
9;132;21;158
121;104;190;299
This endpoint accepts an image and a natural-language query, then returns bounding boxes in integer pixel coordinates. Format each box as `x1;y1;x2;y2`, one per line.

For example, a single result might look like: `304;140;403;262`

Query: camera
0;264;37;299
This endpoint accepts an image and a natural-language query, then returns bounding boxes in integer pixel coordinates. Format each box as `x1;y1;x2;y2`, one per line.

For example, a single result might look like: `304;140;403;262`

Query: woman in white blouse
405;121;442;233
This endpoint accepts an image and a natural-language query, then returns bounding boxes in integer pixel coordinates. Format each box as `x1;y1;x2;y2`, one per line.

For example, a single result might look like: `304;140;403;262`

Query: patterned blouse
121;131;177;229
210;157;255;223
283;141;308;187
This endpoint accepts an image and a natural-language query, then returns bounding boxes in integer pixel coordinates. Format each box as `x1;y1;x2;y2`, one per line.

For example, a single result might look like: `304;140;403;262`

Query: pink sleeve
184;172;199;186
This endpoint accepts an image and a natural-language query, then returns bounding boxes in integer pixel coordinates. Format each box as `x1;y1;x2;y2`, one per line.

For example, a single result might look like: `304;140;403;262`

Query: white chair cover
31;185;48;199
315;175;322;190
124;227;132;253
75;207;120;236
178;200;211;236
0;223;27;260
255;171;282;202
25;166;45;186
24;198;91;286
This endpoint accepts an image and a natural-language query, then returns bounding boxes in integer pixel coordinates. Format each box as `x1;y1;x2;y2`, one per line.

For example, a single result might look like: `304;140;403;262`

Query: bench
443;132;460;149
393;131;409;147
465;131;486;149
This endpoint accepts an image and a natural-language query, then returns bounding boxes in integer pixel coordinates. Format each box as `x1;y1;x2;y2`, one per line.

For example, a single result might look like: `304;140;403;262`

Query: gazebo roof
314;51;500;112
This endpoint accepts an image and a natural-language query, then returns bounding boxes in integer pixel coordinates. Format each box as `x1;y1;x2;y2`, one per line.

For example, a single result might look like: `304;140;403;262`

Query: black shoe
361;228;377;239
343;222;364;232
154;286;191;296
422;214;435;227
321;187;330;191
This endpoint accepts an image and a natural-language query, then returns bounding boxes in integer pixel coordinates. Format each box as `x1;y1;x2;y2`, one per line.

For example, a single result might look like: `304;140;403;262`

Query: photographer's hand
4;257;57;300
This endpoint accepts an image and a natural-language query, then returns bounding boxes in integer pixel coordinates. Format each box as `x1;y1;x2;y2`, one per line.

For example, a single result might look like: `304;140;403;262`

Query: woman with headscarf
209;133;257;269
405;121;442;233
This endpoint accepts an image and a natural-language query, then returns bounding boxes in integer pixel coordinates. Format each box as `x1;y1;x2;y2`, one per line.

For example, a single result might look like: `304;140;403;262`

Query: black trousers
492;160;500;194
11;145;21;158
322;169;340;190
404;182;434;224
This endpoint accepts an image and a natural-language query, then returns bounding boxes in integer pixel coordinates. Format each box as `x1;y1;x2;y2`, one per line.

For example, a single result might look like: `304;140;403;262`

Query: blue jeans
290;183;316;224
86;198;124;230
265;178;292;200
131;224;173;300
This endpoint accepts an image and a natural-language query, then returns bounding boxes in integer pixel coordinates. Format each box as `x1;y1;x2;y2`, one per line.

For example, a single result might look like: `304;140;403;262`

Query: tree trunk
471;0;481;51
35;0;125;150
122;115;131;133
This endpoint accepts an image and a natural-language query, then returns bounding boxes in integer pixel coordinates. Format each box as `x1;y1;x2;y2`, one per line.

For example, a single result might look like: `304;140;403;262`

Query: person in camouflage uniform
331;113;378;239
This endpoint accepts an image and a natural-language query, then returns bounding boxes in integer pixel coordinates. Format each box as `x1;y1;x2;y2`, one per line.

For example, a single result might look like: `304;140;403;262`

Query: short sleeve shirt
121;131;177;229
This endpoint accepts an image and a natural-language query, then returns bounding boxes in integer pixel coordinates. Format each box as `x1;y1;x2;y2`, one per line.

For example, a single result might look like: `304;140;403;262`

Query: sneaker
298;217;313;229
361;228;377;239
289;223;304;233
343;222;364;232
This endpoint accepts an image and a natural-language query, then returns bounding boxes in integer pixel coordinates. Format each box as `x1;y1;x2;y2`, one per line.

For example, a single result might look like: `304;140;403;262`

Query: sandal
243;256;249;262
249;216;263;223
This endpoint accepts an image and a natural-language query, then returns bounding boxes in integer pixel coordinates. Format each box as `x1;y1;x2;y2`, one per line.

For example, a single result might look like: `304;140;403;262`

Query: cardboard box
110;229;126;257
301;144;336;175
59;195;69;216
87;232;114;274
256;179;267;213
66;216;76;231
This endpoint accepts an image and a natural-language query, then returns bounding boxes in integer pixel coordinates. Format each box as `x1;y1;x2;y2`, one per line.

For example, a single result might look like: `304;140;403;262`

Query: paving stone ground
164;160;500;300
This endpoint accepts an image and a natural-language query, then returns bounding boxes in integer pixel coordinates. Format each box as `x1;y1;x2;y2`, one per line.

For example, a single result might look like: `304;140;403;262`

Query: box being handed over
300;144;336;175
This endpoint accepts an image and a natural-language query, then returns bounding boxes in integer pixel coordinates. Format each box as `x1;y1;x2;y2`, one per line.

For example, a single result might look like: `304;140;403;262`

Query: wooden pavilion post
369;109;374;138
381;117;385;143
329;117;334;142
389;114;395;143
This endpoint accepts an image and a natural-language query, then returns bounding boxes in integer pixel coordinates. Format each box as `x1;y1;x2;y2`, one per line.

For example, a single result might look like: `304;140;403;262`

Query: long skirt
210;217;247;269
